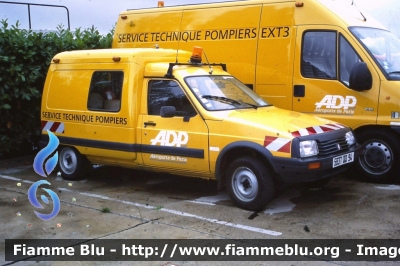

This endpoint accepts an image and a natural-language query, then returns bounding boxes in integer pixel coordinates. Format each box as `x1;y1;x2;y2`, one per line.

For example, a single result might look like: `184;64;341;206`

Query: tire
225;157;274;211
355;129;400;183
58;146;86;180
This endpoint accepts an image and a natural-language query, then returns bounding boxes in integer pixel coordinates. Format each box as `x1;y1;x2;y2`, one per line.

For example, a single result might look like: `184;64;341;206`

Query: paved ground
1;156;400;265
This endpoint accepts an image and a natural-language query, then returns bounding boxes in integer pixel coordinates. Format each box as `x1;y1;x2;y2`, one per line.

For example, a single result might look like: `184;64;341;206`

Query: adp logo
315;95;357;110
150;130;189;147
29;130;60;221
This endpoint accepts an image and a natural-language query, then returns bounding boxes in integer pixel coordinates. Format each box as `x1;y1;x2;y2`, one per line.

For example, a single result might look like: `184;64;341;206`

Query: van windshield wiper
202;95;260;109
241;101;258;109
387;71;400;75
202;95;241;106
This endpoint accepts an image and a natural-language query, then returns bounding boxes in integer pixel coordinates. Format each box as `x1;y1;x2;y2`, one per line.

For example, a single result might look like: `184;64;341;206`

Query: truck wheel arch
215;141;275;190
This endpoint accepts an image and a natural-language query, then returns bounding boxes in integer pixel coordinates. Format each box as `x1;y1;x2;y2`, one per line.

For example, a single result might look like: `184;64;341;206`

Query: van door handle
144;121;156;127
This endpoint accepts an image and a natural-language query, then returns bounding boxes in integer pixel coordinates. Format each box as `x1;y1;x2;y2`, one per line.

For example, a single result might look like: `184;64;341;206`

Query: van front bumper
270;145;360;183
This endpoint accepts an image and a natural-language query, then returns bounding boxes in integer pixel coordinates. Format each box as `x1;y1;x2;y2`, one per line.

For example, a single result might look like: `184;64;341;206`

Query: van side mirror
160;106;176;117
349;62;372;91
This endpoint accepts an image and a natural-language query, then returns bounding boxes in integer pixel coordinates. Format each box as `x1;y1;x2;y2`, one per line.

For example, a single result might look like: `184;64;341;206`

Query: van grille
318;137;349;156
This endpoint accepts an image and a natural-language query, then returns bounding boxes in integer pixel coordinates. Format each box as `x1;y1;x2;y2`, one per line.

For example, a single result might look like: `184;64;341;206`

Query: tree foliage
0;20;114;155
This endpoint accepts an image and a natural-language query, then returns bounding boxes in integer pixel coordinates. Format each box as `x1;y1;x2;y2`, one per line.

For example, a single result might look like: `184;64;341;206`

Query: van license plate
332;152;354;168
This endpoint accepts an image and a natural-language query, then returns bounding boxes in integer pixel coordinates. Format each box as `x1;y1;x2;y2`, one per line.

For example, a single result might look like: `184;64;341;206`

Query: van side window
87;71;123;112
339;35;362;86
148;80;196;117
302;31;337;79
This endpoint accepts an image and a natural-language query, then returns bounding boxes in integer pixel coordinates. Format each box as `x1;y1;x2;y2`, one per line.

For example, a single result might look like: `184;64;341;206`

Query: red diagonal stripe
306;127;317;135
320;126;334;132
326;123;338;128
291;131;301;137
264;136;277;147
50;122;60;132
41;120;47;130
277;141;291;153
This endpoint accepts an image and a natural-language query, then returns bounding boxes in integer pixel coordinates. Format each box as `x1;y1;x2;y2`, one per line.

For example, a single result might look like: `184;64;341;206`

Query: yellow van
40;47;358;210
112;0;400;182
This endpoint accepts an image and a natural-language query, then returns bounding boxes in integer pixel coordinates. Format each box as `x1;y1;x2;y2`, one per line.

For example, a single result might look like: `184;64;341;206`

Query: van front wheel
58;146;85;180
356;129;400;183
226;157;274;211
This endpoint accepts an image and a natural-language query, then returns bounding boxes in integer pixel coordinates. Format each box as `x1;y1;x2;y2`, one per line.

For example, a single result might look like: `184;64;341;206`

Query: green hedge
0;20;114;156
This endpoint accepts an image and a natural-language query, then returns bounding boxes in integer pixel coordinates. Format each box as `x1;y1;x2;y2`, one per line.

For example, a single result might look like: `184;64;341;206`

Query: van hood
214;106;345;138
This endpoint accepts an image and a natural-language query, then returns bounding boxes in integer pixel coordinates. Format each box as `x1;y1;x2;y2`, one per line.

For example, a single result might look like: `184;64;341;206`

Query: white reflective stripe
334;124;345;128
322;124;341;130
313;126;324;134
266;138;291;151
42;121;54;132
55;123;64;133
298;128;309;136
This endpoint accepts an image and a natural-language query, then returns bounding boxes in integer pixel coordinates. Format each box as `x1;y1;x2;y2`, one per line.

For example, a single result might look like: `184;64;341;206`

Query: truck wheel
58;146;85;180
356;129;400;183
226;157;274;211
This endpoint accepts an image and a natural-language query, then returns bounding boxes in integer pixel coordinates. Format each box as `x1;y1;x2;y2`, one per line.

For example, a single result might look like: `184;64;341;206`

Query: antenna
175;43;180;64
203;50;213;74
175;14;184;63
351;0;366;22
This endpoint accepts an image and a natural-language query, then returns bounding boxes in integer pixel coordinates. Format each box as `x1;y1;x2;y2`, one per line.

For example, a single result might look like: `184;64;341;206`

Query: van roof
316;0;386;29
52;48;192;64
144;62;229;77
122;0;292;12
119;0;386;30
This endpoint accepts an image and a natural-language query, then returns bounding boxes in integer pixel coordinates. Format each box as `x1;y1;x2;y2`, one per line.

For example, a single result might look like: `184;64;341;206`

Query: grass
100;206;110;213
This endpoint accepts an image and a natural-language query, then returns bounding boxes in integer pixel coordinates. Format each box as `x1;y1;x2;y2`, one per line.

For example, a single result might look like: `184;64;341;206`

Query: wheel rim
59;148;78;175
359;140;393;175
231;167;258;202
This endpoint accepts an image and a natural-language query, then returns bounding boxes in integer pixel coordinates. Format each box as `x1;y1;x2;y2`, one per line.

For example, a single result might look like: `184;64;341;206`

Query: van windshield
350;27;400;80
185;76;270;111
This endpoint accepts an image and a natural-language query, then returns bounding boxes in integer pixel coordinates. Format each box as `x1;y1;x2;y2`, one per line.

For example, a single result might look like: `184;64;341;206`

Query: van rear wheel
58;146;85;180
226;157;274;211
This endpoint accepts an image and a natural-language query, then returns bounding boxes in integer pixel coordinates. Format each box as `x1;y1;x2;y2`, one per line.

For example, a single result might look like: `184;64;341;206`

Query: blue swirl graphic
28;180;60;221
33;130;59;177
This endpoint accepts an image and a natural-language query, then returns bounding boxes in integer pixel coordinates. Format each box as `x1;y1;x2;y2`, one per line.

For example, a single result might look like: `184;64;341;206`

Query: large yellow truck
40;47;358;210
112;0;400;182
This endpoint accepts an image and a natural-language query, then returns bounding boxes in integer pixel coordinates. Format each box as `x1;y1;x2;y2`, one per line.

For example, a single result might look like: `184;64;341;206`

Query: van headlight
300;140;319;157
345;131;356;146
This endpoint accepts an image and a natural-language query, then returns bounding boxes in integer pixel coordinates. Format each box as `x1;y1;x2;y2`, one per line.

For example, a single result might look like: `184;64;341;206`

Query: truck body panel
112;0;400;181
